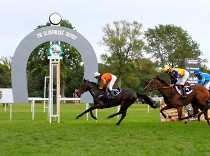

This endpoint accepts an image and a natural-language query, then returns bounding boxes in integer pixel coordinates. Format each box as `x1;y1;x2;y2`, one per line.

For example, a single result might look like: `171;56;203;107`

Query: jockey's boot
181;85;186;99
106;89;113;99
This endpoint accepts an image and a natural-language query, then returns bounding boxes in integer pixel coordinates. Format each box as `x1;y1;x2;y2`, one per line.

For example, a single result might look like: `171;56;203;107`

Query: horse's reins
150;81;175;91
147;81;179;99
162;86;175;91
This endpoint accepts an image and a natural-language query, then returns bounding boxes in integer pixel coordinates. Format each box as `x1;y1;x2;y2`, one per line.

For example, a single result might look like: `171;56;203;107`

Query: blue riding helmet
194;69;201;75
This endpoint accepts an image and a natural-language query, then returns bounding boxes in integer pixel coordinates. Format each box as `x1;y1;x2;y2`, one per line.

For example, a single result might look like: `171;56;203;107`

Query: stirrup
108;92;114;99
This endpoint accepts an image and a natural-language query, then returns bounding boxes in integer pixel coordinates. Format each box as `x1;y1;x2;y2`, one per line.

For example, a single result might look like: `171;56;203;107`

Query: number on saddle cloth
175;85;192;95
111;88;121;96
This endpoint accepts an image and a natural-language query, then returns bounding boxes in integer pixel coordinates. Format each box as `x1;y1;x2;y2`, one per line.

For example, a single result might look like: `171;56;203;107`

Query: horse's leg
197;105;209;125
160;105;171;118
177;106;184;120
106;111;121;119
106;109;127;125
180;105;197;120
107;100;132;125
197;109;204;121
116;101;134;125
176;105;191;121
190;103;199;118
116;110;127;125
176;106;192;120
203;108;210;125
75;105;97;120
197;103;208;121
89;110;97;120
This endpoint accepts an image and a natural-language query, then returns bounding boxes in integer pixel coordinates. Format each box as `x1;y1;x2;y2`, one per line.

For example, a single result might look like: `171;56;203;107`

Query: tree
144;24;202;68
122;58;158;92
99;20;145;88
27;20;83;97
0;57;11;88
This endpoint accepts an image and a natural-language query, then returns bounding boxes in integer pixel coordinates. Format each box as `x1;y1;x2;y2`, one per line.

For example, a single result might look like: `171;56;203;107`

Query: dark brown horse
76;79;158;125
144;76;210;125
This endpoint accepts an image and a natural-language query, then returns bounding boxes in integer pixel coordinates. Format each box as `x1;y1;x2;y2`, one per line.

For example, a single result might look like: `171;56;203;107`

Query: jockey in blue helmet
194;69;210;90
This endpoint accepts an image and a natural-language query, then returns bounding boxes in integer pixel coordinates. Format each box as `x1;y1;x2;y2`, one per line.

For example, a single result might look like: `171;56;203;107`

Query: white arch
12;26;98;103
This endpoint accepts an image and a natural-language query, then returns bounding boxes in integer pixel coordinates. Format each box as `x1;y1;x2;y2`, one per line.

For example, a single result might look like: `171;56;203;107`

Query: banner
185;58;200;84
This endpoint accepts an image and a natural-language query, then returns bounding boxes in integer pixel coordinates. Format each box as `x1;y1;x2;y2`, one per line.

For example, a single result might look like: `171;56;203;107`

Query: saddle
106;87;121;99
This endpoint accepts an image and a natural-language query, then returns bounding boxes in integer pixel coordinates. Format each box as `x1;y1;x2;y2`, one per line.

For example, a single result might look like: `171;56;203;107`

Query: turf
0;103;209;156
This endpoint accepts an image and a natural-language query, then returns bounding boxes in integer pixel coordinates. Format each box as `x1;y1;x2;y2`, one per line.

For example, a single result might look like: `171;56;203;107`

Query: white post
48;59;61;123
57;61;61;123
10;104;12;122
4;103;7;112
44;76;49;112
86;103;89;120
48;59;53;123
117;105;120;119
95;109;98;122
32;99;35;120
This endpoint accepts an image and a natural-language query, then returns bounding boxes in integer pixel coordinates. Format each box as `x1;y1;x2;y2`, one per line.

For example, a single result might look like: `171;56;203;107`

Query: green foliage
144;24;202;68
100;20;145;88
0;57;11;88
123;58;158;92
65;67;84;97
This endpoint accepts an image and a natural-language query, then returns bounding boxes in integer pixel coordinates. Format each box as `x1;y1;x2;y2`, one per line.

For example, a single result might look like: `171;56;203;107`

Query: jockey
163;65;190;98
194;69;210;90
94;72;117;99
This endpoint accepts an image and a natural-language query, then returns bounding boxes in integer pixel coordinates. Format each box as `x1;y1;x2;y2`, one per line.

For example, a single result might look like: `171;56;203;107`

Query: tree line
0;19;209;97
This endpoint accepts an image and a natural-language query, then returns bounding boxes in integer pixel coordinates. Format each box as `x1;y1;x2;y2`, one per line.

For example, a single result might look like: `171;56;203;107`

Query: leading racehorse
144;76;210;125
75;79;158;125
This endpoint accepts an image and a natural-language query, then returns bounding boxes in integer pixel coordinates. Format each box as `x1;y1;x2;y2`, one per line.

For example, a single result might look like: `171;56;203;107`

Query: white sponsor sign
0;88;13;103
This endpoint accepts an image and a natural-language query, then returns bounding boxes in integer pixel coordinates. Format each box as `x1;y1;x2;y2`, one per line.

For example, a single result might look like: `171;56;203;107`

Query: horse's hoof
75;116;79;119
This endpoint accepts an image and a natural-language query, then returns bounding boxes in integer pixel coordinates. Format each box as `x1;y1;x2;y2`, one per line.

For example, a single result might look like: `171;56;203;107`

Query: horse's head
77;79;90;96
144;76;169;92
144;78;158;92
77;79;99;96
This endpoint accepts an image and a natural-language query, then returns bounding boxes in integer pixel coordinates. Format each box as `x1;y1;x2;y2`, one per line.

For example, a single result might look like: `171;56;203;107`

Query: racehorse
75;79;158;125
144;76;210;125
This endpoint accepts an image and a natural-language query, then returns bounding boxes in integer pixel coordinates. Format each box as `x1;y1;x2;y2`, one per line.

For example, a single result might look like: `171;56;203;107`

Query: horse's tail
136;93;158;108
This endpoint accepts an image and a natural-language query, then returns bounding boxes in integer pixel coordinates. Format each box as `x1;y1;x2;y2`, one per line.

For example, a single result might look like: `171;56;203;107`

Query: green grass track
0;103;209;156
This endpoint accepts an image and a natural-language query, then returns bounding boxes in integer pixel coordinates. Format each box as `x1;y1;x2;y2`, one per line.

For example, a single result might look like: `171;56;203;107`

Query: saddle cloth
175;86;193;95
111;88;121;97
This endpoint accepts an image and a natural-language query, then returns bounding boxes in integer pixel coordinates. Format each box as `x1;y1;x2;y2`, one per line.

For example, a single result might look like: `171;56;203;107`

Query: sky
1;0;210;67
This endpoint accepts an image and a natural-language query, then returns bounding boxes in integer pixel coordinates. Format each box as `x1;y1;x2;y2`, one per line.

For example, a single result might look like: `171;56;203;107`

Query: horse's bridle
77;83;87;96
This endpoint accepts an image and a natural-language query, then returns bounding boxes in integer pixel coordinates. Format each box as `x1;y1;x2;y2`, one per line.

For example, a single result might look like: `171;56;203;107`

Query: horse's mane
156;76;169;86
90;81;99;87
85;79;99;88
